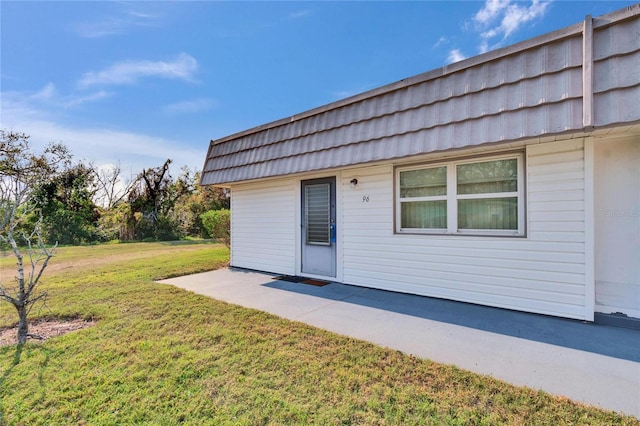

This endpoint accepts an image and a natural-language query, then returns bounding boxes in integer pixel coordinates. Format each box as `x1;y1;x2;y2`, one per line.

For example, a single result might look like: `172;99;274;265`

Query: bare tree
92;161;134;209
0;130;70;344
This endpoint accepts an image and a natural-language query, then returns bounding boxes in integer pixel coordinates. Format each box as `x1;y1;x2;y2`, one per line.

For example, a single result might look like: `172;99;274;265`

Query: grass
0;242;638;425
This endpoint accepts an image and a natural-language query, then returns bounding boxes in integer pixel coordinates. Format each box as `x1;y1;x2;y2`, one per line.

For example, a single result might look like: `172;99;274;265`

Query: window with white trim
396;153;525;236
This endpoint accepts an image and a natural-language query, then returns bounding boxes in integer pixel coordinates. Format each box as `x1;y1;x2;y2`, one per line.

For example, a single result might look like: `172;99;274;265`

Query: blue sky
1;1;635;176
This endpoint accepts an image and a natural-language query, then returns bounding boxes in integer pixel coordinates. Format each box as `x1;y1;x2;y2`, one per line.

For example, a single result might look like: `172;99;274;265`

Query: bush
200;209;230;248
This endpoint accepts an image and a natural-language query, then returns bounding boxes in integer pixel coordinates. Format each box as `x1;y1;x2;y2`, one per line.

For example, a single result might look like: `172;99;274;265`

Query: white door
594;136;640;319
301;177;336;277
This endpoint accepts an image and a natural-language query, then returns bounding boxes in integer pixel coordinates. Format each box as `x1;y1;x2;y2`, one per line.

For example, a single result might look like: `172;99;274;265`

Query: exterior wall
230;179;296;275
207;6;640;322
594;134;640;318
227;133;640;321
340;140;588;320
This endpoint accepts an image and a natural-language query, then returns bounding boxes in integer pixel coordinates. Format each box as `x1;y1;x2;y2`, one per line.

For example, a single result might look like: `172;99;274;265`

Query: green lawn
0;242;637;425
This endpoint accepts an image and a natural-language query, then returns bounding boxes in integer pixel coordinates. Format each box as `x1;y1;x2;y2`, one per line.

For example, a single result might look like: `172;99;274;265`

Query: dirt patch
0;318;95;347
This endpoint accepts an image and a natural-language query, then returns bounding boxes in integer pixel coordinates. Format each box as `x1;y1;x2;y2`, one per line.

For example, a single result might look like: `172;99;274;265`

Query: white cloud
74;19;130;38
472;0;551;53
163;98;217;115
1;92;203;174
31;83;57;101
73;4;163;38
8;118;202;173
287;10;311;20
433;36;448;49
77;53;198;88
126;10;160;20
63;91;112;108
447;49;467;64
500;0;550;38
10;83;112;110
474;0;511;25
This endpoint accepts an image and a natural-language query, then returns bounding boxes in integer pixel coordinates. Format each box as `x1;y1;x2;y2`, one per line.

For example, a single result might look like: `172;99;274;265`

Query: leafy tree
201;209;230;248
0;130;70;344
96;203;130;242
173;170;230;238
199;181;230;211
125;159;191;241
32;162;101;245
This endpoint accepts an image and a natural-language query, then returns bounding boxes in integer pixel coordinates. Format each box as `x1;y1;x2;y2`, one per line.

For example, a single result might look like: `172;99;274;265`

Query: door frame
296;174;342;281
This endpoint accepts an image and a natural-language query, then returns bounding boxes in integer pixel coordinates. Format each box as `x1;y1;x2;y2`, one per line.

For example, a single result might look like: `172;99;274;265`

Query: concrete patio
159;267;640;418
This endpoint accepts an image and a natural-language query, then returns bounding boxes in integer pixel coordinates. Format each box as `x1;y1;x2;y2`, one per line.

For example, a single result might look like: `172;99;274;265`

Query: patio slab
159;267;640;418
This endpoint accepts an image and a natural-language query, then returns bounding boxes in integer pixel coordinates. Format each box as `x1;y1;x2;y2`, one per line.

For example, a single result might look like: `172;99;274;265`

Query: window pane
401;200;447;229
305;184;330;245
457;159;517;195
400;166;447;198
458;197;518;230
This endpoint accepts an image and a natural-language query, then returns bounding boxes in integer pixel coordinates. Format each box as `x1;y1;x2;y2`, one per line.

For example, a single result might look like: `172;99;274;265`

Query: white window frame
396;152;525;236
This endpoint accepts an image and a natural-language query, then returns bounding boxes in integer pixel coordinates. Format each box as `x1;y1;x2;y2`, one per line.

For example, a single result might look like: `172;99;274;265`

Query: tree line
1;129;231;343
1;130;230;248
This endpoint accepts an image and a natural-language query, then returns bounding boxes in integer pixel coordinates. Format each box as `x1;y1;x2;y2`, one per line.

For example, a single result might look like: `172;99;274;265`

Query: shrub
200;209;230;248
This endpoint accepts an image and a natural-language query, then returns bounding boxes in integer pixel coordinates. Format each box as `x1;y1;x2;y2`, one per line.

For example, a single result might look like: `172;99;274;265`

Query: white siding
594;135;640;318
230;179;296;275
228;139;629;320
340;140;588;319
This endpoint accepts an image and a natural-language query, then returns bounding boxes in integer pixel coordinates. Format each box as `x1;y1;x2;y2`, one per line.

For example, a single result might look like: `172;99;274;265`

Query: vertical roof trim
583;15;594;128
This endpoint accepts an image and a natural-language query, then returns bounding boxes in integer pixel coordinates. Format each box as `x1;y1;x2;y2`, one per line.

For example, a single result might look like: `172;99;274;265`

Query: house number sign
362;195;370;203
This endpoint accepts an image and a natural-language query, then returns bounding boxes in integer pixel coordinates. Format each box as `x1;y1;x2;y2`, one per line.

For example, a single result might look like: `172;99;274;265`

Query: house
202;5;640;324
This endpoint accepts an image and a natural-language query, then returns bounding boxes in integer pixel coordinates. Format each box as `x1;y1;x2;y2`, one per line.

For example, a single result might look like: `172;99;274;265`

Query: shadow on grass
36;346;51;406
0;342;53;422
1;343;23;381
0;343;23;423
